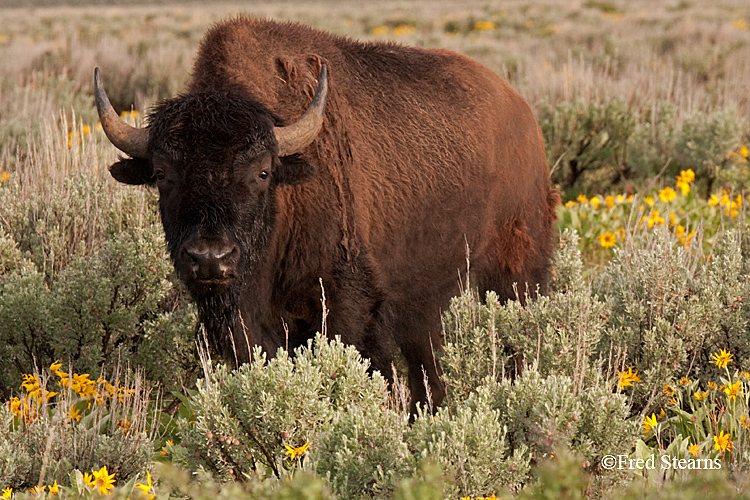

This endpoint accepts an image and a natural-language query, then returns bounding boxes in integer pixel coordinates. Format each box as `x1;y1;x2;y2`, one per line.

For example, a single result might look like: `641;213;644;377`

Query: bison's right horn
274;64;328;157
94;67;150;159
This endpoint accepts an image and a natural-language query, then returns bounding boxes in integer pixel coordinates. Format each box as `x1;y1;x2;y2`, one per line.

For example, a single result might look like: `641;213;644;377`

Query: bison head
94;67;328;299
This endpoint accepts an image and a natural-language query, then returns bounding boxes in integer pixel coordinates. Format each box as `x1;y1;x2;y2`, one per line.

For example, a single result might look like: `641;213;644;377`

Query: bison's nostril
213;245;239;262
183;241;239;280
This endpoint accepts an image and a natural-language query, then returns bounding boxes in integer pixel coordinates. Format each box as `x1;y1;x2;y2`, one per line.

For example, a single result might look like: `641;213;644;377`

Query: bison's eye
154;170;166;182
258;170;269;181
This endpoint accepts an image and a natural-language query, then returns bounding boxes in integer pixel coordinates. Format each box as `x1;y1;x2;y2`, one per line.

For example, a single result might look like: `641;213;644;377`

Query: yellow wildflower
83;472;94;486
709;194;720;206
617;367;641;388
675;225;685;237
664;384;675;396
577;194;588;203
742;145;749;159
742;415;750;429
644;196;654;206
371;26;388;35
605;195;615;208
116;386;134;403
473;21;496;31
91;466;116;496
695;390;707;401
285;441;310;460
679;169;695;183
20;374;40;394
134;472;155;500
679;377;690;386
708;381;718;389
616;194;625;203
2;488;11;499
681;230;696;248
713;430;732;453
590;196;600;209
646;210;665;228
659;186;677;202
71;373;95;397
7;397;24;419
29;486;45;494
116;418;131;433
564;200;577;208
49;481;59;496
676;179;690;195
642;413;658;433
69;406;82;422
723;381;742;401
713;349;733;369
598;232;616;249
392;24;415;36
160;439;173;456
689;444;700;456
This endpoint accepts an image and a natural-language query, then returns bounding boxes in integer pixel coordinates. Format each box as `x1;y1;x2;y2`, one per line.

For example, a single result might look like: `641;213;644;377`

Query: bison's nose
183;240;240;281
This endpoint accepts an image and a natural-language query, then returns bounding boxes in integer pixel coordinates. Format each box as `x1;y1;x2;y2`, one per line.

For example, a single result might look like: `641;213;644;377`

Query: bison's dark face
94;67;327;300
146;96;294;295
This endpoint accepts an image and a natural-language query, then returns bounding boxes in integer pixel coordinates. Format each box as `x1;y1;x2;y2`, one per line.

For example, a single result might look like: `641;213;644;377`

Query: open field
1;1;750;499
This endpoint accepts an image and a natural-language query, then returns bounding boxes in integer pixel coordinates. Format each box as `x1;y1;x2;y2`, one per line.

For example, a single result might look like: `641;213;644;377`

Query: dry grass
2;0;749;119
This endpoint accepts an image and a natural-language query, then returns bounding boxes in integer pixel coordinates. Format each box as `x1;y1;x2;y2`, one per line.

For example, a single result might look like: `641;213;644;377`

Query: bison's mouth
187;276;236;294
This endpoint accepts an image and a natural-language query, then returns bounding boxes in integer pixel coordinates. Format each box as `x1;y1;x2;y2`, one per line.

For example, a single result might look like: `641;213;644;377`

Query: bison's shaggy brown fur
102;17;559;415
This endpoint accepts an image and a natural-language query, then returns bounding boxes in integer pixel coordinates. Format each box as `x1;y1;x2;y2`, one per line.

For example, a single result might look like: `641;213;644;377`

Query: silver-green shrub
174;334;395;484
409;384;531;497
317;404;412;499
597;227;750;407
176;333;539;499
0;125;198;397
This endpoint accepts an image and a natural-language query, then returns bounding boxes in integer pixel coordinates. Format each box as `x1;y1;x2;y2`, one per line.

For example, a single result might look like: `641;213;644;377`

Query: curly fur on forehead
146;93;278;160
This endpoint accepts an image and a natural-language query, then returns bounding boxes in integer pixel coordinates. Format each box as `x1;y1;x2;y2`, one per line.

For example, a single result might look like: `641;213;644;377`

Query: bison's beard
193;285;253;365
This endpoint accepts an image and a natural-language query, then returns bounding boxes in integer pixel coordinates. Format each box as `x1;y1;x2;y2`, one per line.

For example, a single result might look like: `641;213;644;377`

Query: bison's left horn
274;64;328;157
94;67;150;159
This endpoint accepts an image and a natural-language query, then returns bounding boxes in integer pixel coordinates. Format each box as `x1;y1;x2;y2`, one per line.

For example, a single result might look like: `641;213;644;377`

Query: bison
95;17;559;415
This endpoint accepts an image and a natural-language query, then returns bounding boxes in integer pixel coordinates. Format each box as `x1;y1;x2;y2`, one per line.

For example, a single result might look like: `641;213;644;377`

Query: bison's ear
109;157;154;186
275;155;317;186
